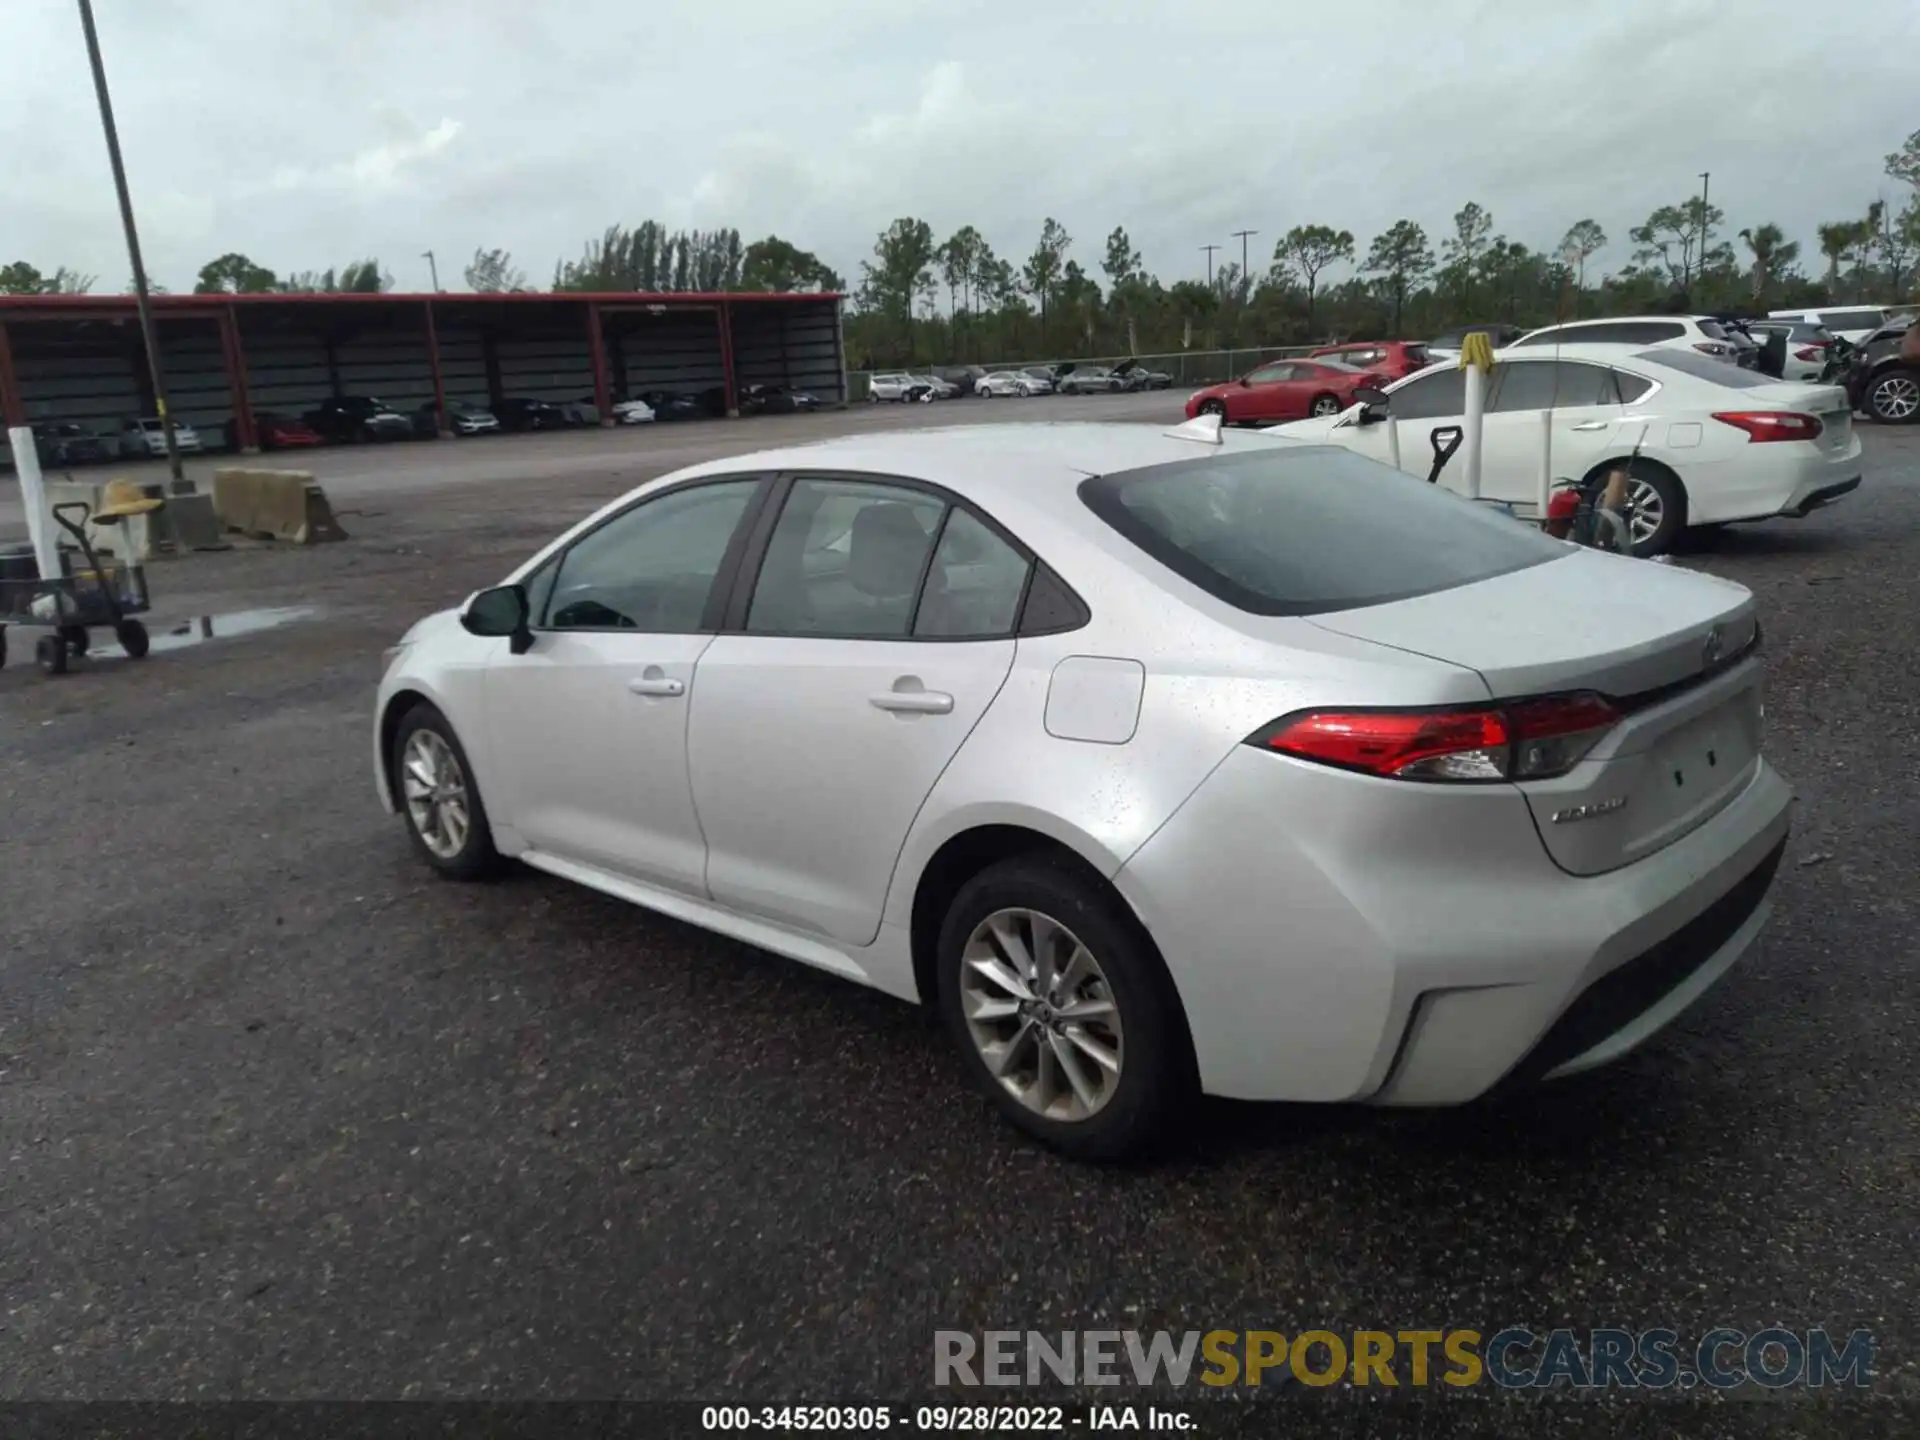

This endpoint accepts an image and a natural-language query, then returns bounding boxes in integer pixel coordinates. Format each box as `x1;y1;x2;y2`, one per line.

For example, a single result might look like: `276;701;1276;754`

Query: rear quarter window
1078;446;1566;617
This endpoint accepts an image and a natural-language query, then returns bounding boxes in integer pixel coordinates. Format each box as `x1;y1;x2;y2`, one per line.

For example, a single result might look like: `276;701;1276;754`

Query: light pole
422;250;441;292
1231;229;1258;298
77;0;185;491
1697;171;1711;292
1200;244;1220;289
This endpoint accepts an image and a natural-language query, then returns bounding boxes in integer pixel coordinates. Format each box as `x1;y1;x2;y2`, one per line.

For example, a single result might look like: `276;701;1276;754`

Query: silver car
867;373;932;403
375;423;1789;1160
118;416;202;457
974;370;1050;398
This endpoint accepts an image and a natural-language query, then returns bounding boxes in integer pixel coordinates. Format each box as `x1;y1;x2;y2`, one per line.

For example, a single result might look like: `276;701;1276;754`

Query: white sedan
376;421;1790;1160
1268;342;1862;556
975;370;1049;397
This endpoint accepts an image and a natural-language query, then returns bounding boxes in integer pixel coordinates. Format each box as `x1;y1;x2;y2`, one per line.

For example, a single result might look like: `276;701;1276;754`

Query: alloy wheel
1871;374;1918;422
401;729;471;860
1311;395;1342;416
959;907;1124;1123
1627;478;1664;546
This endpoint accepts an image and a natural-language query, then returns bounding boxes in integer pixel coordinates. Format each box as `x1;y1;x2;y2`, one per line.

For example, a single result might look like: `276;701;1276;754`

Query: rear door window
1079;447;1566;617
1489;360;1620;411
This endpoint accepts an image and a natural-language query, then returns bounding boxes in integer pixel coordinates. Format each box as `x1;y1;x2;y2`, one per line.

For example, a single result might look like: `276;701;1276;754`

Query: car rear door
1476;359;1626;512
481;476;769;895
686;475;1026;946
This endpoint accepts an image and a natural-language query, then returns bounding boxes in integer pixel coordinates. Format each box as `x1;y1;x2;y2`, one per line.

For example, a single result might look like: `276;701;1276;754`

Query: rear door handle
870;691;953;715
628;676;685;697
1570;420;1610;432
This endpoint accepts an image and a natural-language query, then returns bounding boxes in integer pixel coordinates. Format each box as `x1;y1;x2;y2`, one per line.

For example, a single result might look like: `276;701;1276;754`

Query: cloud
268;115;462;196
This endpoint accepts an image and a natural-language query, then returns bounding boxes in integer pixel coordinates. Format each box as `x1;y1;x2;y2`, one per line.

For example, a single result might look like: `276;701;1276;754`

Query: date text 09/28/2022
701;1406;1191;1432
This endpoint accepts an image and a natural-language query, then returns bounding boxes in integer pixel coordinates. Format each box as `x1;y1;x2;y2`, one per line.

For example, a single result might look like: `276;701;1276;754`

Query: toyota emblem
1702;625;1726;668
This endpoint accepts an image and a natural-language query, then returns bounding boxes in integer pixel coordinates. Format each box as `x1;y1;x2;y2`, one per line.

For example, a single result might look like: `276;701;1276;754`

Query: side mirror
1353;386;1390;410
462;583;533;654
1238;376;1252;387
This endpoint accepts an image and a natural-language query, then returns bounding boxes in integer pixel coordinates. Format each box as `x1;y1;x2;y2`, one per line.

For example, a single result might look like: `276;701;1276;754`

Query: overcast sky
7;0;1917;295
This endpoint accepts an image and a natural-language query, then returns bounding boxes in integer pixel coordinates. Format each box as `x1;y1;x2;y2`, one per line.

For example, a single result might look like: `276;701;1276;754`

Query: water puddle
146;606;319;652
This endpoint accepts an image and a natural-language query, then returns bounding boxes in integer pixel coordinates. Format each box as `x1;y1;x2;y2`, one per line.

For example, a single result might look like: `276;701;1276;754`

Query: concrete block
212;468;348;545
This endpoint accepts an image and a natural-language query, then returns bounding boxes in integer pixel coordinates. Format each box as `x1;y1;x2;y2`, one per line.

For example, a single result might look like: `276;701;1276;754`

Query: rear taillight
1694;342;1730;356
1712;410;1823;443
1253;692;1622;784
1794;345;1829;361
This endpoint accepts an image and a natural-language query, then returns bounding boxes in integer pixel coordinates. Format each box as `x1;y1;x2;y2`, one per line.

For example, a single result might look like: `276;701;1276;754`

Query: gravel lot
3;396;1916;1431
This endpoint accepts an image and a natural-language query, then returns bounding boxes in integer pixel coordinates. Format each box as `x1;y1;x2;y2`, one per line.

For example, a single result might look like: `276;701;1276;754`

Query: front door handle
1570;420;1610;432
628;673;685;698
871;690;954;715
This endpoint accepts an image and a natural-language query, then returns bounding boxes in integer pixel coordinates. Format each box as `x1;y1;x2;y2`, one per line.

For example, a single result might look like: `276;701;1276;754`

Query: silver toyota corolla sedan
374;421;1790;1160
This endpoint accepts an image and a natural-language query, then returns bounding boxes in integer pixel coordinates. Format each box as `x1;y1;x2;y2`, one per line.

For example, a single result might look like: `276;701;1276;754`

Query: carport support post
216;305;258;454
717;302;740;418
0;322;25;429
586;301;613;427
424;300;452;439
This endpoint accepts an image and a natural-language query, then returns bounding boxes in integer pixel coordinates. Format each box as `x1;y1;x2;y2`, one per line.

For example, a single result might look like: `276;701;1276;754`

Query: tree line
5;127;1914;369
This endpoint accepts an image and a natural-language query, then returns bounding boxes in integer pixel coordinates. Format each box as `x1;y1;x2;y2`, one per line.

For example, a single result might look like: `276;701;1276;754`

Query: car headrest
848;503;929;598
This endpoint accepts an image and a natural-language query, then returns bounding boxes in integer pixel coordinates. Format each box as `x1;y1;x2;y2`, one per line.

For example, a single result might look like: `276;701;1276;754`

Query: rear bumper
1115;745;1793;1105
1779;474;1860;517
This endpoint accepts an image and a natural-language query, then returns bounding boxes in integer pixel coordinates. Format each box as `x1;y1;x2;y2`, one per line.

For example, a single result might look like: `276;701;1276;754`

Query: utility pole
78;0;185;491
1231;230;1258;296
422;250;441;292
1696;172;1711;292
1200;244;1220;289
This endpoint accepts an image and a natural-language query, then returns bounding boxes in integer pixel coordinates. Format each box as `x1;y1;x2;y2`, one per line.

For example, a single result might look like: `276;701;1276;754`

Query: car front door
1233;362;1309;422
481;476;768;895
1475;359;1627;513
687;475;1029;946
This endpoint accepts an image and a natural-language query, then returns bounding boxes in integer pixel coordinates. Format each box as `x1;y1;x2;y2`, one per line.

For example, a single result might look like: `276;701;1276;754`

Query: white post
1460;365;1486;500
1385;414;1401;472
8;426;62;582
1537;409;1554;523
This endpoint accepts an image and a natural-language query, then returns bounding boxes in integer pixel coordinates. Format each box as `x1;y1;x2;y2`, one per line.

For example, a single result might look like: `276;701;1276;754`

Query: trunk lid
1309;549;1763;875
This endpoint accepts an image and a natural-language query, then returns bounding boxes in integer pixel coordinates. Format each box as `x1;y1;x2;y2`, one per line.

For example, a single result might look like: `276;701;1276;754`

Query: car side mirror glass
1353;386;1390;410
462;583;532;652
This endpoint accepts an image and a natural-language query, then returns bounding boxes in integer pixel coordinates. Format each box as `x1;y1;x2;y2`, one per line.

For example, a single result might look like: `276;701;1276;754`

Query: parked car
1269;342;1861;556
1112;358;1173;390
1309;340;1433;381
909;374;960;400
637;390;705;421
117;416;203;457
412;400;501;438
1514;315;1744;365
1768;305;1904;347
974;370;1050;398
494;397;571;432
1022;368;1061;391
376;423;1792;1159
223;410;322;451
33;422;115;466
868;373;933;403
1841;313;1918;424
609;398;657;425
1185;358;1388;425
1742;320;1838;382
304;396;413;443
739;384;821;415
1702;315;1762;369
1057;364;1130;395
1427;323;1523;362
935;366;988;397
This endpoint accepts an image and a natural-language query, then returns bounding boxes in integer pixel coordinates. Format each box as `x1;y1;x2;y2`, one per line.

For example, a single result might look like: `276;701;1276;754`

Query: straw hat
92;478;166;523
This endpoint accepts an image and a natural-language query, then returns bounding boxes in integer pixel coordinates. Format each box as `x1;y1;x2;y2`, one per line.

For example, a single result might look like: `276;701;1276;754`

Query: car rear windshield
1078;445;1566;617
1818;309;1887;331
1633;349;1779;387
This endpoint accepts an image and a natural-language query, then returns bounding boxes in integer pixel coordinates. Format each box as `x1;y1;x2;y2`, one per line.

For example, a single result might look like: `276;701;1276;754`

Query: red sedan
1185;358;1387;425
1308;339;1431;380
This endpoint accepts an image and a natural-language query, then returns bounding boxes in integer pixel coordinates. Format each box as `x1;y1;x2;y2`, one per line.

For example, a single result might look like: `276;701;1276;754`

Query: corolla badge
1702;624;1726;668
1552;796;1628;825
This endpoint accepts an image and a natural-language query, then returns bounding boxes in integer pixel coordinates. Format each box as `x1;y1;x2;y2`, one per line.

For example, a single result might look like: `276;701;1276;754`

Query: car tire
1598;458;1686;558
1309;393;1342;417
390;703;502;881
1199;399;1229;422
1865;369;1920;425
936;854;1196;1162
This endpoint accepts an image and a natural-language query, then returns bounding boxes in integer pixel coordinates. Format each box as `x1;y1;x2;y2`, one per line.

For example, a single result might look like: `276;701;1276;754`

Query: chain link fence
847;346;1319;401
